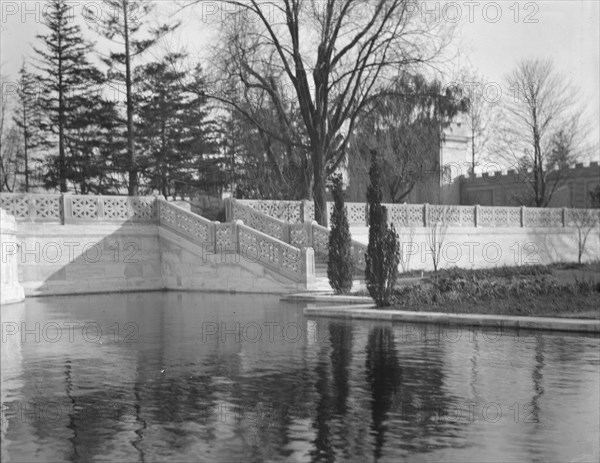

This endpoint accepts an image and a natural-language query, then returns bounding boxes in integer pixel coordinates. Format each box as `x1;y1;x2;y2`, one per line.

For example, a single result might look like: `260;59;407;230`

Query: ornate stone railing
158;198;216;251
385;203;426;227
234;199;305;223
307;222;368;270
477;206;521;227
227;199;367;269
233;197;599;229
342;202;368;226
0;193;157;224
158;199;314;284
0;193;63;223
565;208;600;227
227;198;290;242
232;198;368;226
237;223;313;281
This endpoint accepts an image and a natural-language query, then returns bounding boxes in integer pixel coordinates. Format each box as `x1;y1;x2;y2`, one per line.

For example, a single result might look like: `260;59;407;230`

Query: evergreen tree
64;95;121;194
13;62;41;192
365;150;400;307
33;0;109;192
327;174;355;294
135;55;215;197
176;63;218;195
89;0;178;196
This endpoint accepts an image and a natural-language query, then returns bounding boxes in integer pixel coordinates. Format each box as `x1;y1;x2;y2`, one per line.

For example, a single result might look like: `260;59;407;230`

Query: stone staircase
313;261;367;293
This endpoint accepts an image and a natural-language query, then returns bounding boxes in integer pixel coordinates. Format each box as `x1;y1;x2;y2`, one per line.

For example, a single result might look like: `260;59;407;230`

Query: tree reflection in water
366;326;400;460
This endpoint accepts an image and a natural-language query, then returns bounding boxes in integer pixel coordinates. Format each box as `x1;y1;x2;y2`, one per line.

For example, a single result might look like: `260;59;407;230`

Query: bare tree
495;58;590;207
195;0;453;225
397;225;415;273
0;70;19;192
569;209;599;265
460;70;499;177
208;19;312;200
426;206;450;273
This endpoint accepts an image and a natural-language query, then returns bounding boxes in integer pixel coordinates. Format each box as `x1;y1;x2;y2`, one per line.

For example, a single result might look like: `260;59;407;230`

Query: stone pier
0;209;25;305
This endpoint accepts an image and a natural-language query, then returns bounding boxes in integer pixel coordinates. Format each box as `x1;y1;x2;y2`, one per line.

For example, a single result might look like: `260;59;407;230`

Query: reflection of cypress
310;323;355;461
330;324;353;416
64;359;78;462
366;326;400;460
531;336;545;423
311;324;335;463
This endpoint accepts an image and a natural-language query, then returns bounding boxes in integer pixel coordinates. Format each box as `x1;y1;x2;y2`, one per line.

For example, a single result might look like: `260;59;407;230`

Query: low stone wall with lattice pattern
0;194;316;297
230;198;600;230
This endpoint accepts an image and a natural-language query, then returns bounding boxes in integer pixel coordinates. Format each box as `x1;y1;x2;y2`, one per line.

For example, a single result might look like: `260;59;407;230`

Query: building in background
345;118;470;205
460;162;600;208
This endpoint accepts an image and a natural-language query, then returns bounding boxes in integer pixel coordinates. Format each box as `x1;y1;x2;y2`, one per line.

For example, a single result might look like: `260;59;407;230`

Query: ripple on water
1;293;598;462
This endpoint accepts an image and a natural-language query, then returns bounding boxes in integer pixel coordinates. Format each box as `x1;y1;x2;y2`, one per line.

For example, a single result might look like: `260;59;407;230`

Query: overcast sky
1;0;599;158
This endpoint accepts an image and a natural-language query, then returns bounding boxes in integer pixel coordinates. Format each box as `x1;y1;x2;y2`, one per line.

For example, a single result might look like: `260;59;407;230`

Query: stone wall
0;209;25;304
0;195;315;297
460;162;600;207
5;222;313;297
12;223;163;296
159;227;313;294
349;225;600;272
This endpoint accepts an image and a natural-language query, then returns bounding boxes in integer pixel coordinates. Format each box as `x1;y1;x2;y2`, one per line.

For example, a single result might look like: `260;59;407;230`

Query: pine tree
13;62;41;192
365;150;399;307
176;63;218;195
33;0;109;192
65;93;120;194
136;54;215;197
327;174;355;294
88;0;178;196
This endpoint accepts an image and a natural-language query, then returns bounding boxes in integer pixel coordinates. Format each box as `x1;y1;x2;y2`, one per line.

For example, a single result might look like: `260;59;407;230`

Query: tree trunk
312;150;328;227
124;3;137;196
58;40;67;193
23;105;29;192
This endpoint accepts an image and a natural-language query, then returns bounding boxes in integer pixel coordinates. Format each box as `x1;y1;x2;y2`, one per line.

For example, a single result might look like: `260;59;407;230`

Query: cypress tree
365;150;399;306
327;173;355;294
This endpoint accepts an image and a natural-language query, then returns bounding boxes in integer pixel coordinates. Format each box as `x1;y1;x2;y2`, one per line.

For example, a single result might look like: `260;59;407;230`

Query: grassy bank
360;264;600;319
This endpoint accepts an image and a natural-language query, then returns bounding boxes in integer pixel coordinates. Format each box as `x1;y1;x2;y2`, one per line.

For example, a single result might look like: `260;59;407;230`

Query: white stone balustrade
0;193;157;224
234;199;304;223
2;193;597;230
228;199;290;242
158;199;314;285
158;199;215;252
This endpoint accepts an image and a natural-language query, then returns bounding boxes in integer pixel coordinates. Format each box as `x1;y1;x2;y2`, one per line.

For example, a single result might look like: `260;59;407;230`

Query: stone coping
281;293;373;303
303;305;600;333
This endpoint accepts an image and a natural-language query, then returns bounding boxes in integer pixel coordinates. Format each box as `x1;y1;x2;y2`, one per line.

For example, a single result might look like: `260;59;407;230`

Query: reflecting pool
1;292;599;462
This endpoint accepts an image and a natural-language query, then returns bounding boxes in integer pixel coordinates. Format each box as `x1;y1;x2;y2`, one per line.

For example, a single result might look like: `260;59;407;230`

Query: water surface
2;292;599;462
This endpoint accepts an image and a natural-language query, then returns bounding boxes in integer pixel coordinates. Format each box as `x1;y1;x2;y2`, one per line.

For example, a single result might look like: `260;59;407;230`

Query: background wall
349;225;600;272
460;163;600;207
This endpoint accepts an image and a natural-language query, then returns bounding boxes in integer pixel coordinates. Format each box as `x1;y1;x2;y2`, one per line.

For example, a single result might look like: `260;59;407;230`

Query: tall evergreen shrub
327;174;355;294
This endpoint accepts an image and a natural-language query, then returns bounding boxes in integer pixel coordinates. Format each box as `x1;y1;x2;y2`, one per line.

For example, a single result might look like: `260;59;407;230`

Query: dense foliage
391;266;600;313
327;174;355;294
365;150;400;307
